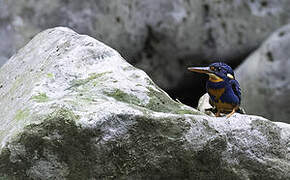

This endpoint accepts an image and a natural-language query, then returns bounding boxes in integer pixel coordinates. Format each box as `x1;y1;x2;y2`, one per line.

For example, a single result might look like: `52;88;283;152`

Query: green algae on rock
0;27;289;179
14;109;30;121
31;93;49;103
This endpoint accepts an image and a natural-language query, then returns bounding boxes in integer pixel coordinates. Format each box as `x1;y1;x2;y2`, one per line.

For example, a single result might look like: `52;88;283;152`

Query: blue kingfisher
188;62;242;118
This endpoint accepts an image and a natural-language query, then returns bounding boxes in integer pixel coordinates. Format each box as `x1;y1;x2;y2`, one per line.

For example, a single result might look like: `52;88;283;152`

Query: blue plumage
188;62;242;117
206;63;241;105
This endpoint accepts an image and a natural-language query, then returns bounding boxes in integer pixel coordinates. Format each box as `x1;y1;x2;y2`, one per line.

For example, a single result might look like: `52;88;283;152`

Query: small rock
197;93;215;116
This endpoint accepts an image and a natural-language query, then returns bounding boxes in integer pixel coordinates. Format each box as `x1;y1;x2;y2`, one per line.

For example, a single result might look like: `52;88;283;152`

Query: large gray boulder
2;0;290;89
236;24;290;124
0;27;289;179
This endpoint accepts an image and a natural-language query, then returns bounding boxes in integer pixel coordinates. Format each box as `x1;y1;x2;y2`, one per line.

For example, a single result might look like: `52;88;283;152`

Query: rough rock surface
0;27;290;179
2;0;290;89
236;24;290;124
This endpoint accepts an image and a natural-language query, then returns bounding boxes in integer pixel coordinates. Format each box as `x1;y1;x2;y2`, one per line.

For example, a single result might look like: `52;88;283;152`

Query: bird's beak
187;67;211;74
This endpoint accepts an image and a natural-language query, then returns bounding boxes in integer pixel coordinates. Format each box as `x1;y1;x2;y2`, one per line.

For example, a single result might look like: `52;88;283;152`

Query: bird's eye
217;67;221;71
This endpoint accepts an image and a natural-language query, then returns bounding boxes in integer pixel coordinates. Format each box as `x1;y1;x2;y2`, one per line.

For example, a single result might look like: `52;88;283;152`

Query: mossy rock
0;27;289;179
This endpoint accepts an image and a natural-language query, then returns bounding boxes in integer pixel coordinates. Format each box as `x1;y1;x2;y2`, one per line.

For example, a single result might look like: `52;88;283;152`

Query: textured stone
2;0;290;89
0;27;289;179
236;24;290;124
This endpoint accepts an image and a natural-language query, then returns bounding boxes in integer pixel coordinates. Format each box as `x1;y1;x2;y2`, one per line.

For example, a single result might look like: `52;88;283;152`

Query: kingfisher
188;62;242;118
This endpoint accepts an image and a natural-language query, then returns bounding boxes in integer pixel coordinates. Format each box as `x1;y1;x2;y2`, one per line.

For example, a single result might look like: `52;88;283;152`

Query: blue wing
230;79;241;104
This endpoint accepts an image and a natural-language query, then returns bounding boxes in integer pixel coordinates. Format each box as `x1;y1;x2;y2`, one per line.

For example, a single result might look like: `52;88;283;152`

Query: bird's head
188;62;235;82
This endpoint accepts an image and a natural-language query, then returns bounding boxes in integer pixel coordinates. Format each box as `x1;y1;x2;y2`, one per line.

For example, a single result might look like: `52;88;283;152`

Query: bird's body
207;77;240;113
188;62;241;117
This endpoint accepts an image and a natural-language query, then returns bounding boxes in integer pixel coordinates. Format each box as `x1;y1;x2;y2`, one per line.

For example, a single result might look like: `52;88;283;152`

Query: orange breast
208;88;225;101
208;88;236;112
214;100;235;112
